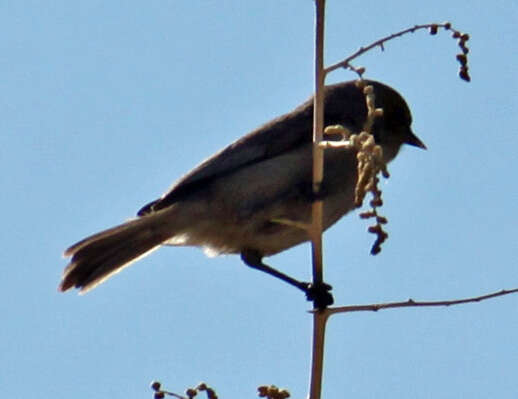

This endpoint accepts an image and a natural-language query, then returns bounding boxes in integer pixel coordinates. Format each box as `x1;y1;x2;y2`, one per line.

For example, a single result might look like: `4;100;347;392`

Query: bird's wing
137;80;371;216
137;99;314;215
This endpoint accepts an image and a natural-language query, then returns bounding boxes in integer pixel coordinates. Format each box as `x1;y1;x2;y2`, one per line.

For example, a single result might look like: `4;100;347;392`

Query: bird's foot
303;282;334;309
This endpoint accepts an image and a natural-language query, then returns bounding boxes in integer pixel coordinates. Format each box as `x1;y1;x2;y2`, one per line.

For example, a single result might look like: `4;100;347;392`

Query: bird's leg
241;249;308;291
240;249;334;309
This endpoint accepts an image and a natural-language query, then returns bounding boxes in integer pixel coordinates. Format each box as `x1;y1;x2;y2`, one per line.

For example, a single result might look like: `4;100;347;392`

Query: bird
59;79;426;307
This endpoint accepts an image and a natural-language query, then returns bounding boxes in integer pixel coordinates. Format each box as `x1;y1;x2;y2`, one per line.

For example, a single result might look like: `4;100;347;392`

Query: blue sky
2;1;517;398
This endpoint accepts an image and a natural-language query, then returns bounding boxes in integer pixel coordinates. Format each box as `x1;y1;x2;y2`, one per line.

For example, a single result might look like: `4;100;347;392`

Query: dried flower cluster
257;385;291;399
356;81;390;254
348;129;389;255
322;81;390;255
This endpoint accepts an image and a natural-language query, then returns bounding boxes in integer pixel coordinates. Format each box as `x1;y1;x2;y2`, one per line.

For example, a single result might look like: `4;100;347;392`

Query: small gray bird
59;80;426;306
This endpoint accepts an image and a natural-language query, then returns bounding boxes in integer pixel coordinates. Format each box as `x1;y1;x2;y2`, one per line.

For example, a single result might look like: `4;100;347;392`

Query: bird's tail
59;210;176;294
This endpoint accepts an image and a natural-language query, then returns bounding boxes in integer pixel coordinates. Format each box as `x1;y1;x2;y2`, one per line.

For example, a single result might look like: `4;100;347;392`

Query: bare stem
311;0;326;289
308;309;328;399
308;1;326;399
327;288;518;316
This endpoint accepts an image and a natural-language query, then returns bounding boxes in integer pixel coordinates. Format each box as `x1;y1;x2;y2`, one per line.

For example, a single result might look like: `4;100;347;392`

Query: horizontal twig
326;288;518;316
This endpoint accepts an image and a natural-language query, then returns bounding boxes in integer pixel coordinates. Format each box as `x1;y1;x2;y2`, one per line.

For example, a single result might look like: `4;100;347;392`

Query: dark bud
444;22;452;30
452;31;461;38
461;33;470;41
154;393;165;399
430;24;438;35
460;44;470;54
368;225;381;234
456;54;467;65
376;216;388;224
370;198;383;207
356;66;366;76
371;245;382;255
279;390;291;399
151;382;161;392
360;211;376;219
459;67;471;82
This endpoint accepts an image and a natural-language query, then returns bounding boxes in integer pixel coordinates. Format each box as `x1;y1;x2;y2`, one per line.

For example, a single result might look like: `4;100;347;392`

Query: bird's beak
405;129;427;150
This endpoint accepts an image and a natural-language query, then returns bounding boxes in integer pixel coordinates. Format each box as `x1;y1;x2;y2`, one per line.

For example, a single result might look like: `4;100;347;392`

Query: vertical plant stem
308;1;327;399
308;309;329;399
311;0;325;289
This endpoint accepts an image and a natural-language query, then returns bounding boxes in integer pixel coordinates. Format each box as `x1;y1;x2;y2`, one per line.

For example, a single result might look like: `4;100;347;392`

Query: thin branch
309;310;328;399
308;2;326;399
310;0;326;291
327;288;518;316
325;23;445;74
325;23;469;79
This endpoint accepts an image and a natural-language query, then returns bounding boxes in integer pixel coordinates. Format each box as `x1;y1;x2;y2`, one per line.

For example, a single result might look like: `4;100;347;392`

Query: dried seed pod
459;65;471;81
456;53;467;65
376;216;388;224
363;85;374;95
360;211;376;219
370;198;383;207
368;225;381;234
151;381;161;391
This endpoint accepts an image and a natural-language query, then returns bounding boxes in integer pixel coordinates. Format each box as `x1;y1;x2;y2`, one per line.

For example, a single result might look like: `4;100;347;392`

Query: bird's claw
303;282;334;309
